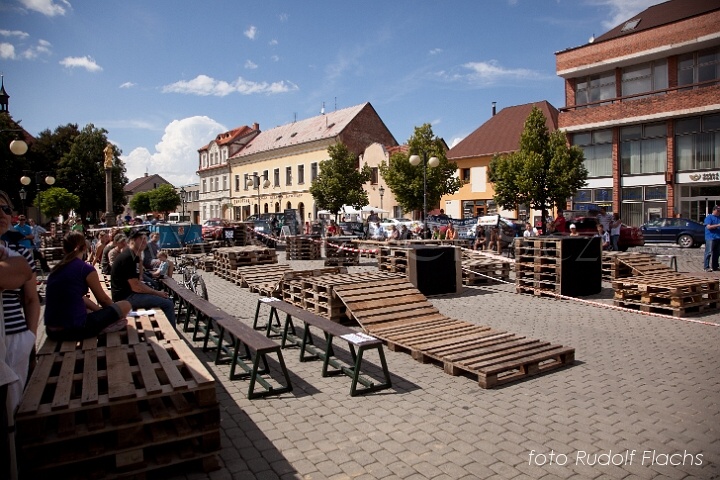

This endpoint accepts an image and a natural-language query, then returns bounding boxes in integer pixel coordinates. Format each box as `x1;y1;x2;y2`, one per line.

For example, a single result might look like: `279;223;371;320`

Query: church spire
0;75;9;113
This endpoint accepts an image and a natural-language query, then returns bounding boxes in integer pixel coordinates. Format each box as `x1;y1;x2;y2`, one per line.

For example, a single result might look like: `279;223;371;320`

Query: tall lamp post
247;173;270;217
408;153;439;237
179;187;187;222
20;172;55;224
18;188;26;216
378;185;385;218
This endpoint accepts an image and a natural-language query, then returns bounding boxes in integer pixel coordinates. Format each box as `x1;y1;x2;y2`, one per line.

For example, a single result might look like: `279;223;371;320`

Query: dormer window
621;19;640;32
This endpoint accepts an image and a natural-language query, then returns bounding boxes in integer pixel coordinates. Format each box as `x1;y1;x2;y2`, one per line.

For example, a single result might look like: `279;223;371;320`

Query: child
150;251;170;279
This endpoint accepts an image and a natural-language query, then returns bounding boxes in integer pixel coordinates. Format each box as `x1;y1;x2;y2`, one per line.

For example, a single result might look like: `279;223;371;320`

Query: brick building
556;0;720;226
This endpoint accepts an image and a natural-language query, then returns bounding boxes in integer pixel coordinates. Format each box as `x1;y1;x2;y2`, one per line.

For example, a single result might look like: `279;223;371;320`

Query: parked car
640;217;705;248
201;218;229;240
569;217;645;250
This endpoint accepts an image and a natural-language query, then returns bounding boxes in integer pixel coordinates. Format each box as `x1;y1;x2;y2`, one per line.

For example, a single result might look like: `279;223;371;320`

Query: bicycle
177;255;209;301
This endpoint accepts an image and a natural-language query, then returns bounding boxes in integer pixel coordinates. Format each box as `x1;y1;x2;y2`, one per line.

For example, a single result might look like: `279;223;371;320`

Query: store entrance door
683;198;720;222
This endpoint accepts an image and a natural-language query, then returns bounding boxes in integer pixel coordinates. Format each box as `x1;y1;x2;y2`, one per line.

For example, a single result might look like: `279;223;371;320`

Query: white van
168;213;180;224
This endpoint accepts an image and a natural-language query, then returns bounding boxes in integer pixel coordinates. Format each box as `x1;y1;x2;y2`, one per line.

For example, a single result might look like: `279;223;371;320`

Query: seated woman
474;227;486;250
44;231;132;341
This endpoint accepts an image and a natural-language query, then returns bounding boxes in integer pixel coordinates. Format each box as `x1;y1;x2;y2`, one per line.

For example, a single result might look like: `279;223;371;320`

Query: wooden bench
253;297;391;396
162;278;292;399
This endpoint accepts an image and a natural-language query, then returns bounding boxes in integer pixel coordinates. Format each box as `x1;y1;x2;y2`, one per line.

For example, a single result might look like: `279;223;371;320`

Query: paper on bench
128;310;157;317
341;332;377;345
260;297;280;303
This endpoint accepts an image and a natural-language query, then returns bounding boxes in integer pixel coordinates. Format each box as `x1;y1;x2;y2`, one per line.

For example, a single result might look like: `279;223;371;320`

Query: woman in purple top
44;231;132;340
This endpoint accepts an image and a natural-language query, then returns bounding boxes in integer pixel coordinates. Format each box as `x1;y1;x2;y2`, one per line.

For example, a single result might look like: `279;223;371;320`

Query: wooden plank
150;341;188;391
81;348;99;406
106;346;136;401
17;354;55;414
51;351;76;411
169;339;215;387
134;343;163;395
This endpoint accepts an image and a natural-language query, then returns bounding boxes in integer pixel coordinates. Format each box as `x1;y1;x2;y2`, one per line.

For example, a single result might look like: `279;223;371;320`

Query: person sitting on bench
44;231;132;341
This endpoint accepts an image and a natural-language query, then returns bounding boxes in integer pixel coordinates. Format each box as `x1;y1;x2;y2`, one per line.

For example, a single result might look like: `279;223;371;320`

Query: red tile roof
447;101;559;160
198;125;257;151
595;0;720;43
231;103;370;158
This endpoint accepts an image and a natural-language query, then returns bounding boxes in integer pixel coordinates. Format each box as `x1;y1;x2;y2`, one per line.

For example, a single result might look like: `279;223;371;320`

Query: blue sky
1;0;664;186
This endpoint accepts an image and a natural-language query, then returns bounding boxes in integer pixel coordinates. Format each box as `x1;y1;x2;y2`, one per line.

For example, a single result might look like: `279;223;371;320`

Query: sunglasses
0;206;12;215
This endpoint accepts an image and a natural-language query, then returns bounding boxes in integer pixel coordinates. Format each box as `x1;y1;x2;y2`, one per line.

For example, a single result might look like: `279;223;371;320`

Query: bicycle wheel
194;276;209;301
183;266;193;288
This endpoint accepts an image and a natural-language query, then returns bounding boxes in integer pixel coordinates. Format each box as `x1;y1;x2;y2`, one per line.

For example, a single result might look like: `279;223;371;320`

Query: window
572;129;613;177
274;168;280;187
461;168;471;182
235;175;240;192
370;167;379;185
222;175;227;191
679;47;720;88
298;165;305;184
311;162;318;181
286;166;292;185
263;170;269;182
621;122;667;174
676;113;720;171
575;71;615;106
202;179;207;193
243;173;249;190
621;60;667;98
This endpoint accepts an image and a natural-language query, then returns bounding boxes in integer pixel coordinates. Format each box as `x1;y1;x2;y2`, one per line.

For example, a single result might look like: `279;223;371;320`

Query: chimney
253;122;259;130
492;102;497;116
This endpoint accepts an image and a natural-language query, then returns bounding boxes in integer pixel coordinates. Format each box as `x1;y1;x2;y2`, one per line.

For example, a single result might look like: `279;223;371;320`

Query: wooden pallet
330;279;575;388
611;273;719;317
462;258;511;285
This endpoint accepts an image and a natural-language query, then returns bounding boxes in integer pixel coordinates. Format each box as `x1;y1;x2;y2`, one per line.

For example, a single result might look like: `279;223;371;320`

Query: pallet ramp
331;276;574;388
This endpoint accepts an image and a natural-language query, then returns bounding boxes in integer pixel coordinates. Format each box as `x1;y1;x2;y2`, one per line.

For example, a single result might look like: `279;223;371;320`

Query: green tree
55;124;128;222
380;123;463;218
309;143;371;218
149;184;180;219
36;187;80;219
489;106;587;230
129;191;152;216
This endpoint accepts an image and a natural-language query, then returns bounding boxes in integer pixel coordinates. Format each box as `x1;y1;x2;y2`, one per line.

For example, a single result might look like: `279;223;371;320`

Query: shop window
573;129;613;177
621;122;667;175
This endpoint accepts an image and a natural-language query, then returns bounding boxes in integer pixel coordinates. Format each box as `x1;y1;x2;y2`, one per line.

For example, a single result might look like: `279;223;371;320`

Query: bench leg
349;345;392;396
299;324;318;362
264;307;282;339
280;314;298;349
214;325;226;364
320;334;343;377
252;299;262;330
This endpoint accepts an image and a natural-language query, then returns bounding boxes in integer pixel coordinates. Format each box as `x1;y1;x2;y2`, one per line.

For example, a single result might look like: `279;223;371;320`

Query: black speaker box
407;246;462;296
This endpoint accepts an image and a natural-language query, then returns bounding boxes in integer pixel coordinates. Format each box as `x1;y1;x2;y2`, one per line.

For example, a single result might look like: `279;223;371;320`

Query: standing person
366;210;379;223
44;231;131;341
28;218;49;271
597;207;612;236
703;205;720;271
610;213;622;251
13;215;33;250
110;229;177;327
595;224;610;250
553;209;567;234
0;191;40;414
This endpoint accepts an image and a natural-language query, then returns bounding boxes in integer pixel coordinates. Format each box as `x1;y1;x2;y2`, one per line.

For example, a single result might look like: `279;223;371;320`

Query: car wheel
677;234;694;248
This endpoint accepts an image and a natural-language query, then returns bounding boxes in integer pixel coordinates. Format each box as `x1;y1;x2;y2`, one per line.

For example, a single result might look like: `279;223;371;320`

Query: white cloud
279;13;288;22
439;60;545;86
0;43;16;59
0;30;29;39
59;55;102;72
19;0;71;16
244;25;257;40
244;59;258;69
269;39;278;46
119;81;136;88
594;0;665;29
121;116;226;186
429;48;443;55
21;39;51;59
271;55;279;62
162;74;298;96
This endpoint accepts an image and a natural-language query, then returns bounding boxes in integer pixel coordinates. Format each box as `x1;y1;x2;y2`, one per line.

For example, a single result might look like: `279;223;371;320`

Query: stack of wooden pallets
233;264;293;295
602;251;671;281
460;251;512;285
184;242;212;255
324;237;360;266
213;246;278;280
613;273;719;317
16;311;221;478
377;246;409;273
286;235;322;260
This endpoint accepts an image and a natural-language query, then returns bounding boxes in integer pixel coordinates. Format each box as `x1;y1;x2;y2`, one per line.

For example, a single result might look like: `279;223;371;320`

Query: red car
201;218;229;240
567;217;644;251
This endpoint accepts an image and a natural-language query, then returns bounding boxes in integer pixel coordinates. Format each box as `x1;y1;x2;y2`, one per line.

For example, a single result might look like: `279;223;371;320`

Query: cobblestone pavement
167;245;720;480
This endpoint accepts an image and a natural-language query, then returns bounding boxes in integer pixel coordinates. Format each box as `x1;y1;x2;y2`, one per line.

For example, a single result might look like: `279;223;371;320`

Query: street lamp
20;172;55;224
18;188;26;215
1;128;28;155
179;187;187;222
408;153;439;236
247;173;270;217
378;185;385;218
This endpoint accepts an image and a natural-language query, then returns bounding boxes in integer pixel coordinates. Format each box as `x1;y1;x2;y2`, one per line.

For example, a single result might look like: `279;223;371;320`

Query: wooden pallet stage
327;277;575;388
17;312;220;478
233;263;293;289
603;252;672;281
